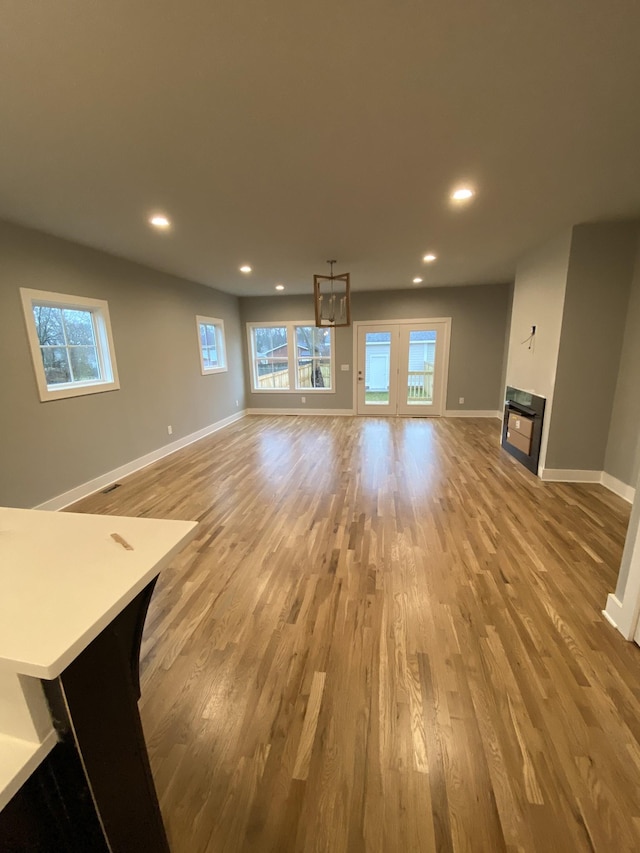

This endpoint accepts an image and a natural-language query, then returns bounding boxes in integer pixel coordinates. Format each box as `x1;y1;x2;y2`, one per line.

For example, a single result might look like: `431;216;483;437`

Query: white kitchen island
0;506;197;851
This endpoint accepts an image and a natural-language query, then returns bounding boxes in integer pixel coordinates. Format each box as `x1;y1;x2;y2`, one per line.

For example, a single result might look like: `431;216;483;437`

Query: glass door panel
404;329;436;408
396;322;447;416
357;320;449;417
365;331;391;404
356;326;398;414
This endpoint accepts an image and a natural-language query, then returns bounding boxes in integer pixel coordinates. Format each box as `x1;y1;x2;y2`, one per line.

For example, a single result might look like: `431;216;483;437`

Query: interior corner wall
545;222;638;472
615;460;640;600
240;284;512;413
0;219;245;508
499;283;515;404
504;229;573;469
605;232;640;487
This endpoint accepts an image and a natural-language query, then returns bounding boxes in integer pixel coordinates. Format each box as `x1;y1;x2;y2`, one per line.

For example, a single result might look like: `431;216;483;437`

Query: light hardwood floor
71;416;640;852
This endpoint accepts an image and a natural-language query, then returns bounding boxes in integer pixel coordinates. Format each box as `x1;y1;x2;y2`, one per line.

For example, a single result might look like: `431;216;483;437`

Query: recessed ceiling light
275;284;285;291
149;214;171;229
423;253;437;263
413;277;423;284
240;265;252;273
451;187;474;201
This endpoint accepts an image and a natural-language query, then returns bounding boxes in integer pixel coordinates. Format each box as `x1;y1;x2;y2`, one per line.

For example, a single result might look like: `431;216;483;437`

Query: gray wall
545;222;638;472
240;284;512;413
0;219;244;508
605;235;640;487
504;229;573;468
503;220;640;605
239;296;354;410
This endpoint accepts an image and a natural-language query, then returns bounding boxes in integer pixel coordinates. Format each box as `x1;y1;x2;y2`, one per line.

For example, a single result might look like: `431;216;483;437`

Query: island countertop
0;506;197;813
0;507;197;679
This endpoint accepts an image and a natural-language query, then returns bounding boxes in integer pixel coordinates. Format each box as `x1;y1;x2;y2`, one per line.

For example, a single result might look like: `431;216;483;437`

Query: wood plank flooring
70;416;640;852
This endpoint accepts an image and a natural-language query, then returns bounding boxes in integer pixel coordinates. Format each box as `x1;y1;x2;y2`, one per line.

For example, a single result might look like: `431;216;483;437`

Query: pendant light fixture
314;259;351;327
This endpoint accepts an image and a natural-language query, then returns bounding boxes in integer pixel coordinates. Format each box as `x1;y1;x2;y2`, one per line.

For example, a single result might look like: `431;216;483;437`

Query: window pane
204;328;218;362
63;309;95;345
253;327;289;389
203;346;219;369
69;346;100;382
204;324;216;346
297;359;330;388
254;326;287;353
33;305;65;346
295;326;331;390
199;324;207;346
41;346;72;384
295;326;310;350
255;357;289;388
295;326;328;352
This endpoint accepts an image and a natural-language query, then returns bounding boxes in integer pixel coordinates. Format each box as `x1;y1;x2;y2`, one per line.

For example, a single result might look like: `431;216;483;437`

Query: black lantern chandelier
314;260;351;327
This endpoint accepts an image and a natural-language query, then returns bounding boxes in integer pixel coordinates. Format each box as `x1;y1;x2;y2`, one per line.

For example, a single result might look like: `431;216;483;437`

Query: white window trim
20;288;120;403
247;321;335;393
196;315;228;375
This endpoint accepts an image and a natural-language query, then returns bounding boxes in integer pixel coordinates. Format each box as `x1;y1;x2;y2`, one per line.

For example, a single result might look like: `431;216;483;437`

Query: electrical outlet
458;397;464;405
167;425;173;435
235;399;239;407
301;396;306;403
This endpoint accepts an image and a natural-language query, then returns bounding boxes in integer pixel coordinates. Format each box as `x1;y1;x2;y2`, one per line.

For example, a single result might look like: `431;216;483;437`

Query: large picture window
20;289;120;402
248;322;334;392
196;315;227;375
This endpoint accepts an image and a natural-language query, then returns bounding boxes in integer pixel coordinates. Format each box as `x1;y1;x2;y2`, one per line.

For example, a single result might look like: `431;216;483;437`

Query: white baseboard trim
540;468;602;483
603;594;623;630
539;468;635;503
444;410;502;418
601;472;636;503
34;410;247;511
246;408;355;416
248;408;504;418
248;408;501;419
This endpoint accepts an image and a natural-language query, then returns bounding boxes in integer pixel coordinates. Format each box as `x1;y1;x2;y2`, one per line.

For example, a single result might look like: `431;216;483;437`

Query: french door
355;319;450;416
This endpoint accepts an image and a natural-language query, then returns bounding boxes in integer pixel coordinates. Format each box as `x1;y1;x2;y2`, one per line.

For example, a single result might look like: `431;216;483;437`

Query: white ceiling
2;1;640;296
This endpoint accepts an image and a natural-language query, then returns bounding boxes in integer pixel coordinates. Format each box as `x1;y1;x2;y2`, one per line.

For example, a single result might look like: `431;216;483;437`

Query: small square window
196;316;227;375
20;289;120;402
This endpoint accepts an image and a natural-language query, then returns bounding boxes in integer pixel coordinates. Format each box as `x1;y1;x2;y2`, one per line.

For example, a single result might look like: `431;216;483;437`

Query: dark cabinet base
0;579;169;853
0;741;108;853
